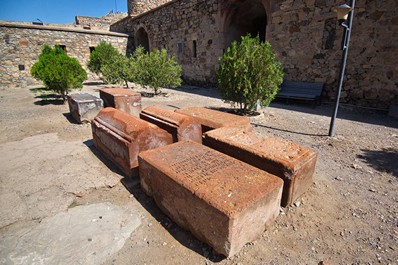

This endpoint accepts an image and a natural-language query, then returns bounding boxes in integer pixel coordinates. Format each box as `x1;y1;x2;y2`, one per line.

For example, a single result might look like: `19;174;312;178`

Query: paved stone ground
0;82;397;264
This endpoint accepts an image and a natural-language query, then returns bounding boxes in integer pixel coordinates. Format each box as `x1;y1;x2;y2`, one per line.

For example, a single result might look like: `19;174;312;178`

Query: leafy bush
31;45;87;100
87;41;133;87
133;47;182;94
216;35;284;113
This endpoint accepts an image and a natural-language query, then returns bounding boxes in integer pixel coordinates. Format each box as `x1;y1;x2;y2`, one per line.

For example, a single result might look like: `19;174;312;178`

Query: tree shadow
121;177;225;262
30;87;65;105
358;148;398;178
83;81;105;86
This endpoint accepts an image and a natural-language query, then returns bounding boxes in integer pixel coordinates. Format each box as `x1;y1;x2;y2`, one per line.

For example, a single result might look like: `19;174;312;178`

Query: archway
135;27;150;52
223;0;267;49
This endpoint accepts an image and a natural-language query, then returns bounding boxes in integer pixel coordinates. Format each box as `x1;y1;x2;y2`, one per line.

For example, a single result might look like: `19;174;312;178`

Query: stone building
0;0;396;109
111;0;397;109
0;13;129;88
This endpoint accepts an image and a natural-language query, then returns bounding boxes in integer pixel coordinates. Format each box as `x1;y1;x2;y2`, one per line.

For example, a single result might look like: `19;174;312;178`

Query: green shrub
31;45;87;100
216;35;284;113
87;41;133;87
133;47;182;95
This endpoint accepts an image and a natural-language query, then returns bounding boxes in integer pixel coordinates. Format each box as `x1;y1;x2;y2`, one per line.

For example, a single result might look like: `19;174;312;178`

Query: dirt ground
0;82;397;264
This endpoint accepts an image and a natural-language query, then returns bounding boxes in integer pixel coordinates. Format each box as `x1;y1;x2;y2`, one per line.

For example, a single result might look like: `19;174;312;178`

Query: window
59;45;67;53
89;47;95;54
177;43;184;54
192;40;197;58
18;65;25;71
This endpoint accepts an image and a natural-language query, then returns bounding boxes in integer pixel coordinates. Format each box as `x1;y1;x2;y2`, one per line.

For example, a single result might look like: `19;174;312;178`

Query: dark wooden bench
276;80;324;107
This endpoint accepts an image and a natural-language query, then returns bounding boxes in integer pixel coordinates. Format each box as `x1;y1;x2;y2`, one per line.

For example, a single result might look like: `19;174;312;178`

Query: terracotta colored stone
91;107;172;177
140;106;202;143
67;93;103;124
203;126;317;206
138;141;283;257
175;107;251;133
99;88;142;117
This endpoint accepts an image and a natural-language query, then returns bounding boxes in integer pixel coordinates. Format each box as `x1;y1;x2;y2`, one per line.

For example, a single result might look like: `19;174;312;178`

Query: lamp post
328;1;356;137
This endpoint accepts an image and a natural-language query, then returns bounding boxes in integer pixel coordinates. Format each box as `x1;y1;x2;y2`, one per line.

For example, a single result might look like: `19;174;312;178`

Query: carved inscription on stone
170;150;234;187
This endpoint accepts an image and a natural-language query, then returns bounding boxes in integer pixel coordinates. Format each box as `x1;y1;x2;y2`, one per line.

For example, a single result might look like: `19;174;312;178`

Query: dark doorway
224;0;267;48
135;27;150;52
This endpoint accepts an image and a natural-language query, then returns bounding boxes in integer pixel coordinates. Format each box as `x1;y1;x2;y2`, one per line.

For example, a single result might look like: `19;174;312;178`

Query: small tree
216;35;284;113
31;45;87;100
133;47;182;95
87;41;132;87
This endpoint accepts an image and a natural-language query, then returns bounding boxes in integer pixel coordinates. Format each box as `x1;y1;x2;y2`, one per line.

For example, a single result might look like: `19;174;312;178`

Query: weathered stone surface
67;93;103;123
138;141;283;257
203;126;317;206
0;203;140;265
140;106;202;143
91;107;172;177
175;107;251;133
100;88;142;117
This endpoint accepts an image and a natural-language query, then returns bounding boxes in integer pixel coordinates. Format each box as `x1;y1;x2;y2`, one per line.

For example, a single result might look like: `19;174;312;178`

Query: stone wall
113;0;222;84
128;0;176;16
0;22;130;87
76;12;128;31
268;0;398;108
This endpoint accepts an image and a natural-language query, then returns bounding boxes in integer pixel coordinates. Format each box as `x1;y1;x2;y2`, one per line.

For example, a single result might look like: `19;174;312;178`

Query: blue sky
0;0;127;24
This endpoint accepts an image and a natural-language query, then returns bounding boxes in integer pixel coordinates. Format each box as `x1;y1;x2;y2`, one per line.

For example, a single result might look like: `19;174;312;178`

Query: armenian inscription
170;150;234;186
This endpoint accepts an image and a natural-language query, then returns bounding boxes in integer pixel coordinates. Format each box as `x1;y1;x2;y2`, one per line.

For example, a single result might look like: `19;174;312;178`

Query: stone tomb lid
100;88;140;96
175;107;250;128
68;93;102;103
206;126;316;168
141;106;193;127
95;107;159;138
139;141;283;217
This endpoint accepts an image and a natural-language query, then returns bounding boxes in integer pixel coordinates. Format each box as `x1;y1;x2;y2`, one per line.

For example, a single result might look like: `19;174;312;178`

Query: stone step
91;107;172;177
175;107;250;133
203;126;317;206
140;106;202;143
99;88;142;117
138;141;283;257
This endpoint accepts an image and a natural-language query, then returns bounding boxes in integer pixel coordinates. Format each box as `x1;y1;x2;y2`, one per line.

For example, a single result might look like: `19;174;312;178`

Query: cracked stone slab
0;133;120;228
0;203;141;265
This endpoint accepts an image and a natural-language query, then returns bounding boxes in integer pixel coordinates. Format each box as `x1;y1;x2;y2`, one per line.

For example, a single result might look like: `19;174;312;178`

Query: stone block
203;126;317;207
140;106;202;143
67;93;103;124
138;141;283;257
175;107;251;133
99;88;142;117
91;107;172;177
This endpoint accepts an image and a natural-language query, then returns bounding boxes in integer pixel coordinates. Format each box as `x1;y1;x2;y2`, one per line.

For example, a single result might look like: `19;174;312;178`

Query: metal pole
328;0;356;137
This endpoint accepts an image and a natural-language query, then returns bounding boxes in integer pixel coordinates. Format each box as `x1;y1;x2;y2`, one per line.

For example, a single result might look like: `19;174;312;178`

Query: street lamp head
334;4;352;24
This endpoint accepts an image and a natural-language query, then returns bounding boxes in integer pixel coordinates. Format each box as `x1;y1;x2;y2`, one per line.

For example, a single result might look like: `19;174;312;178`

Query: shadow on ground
358;148;398;178
270;101;398;129
121;177;225;262
170;85;223;100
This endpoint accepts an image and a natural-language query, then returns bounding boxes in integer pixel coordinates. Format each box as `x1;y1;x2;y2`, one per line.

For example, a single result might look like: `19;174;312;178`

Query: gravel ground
0;82;397;264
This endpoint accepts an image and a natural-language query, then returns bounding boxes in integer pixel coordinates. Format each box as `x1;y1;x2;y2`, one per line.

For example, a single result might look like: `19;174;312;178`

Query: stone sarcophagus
99;88;142;117
203;126;317;206
175;107;251;133
140;106;202;143
138;141;283;257
67;93;103;123
91;107;172;177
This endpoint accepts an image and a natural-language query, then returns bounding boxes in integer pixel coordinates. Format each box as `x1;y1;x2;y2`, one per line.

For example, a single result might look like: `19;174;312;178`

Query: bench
276;80;324;106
